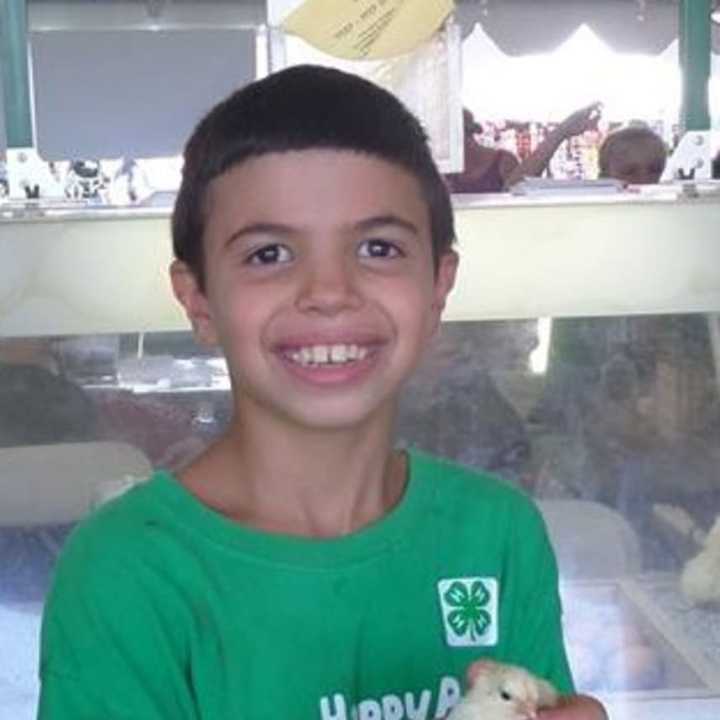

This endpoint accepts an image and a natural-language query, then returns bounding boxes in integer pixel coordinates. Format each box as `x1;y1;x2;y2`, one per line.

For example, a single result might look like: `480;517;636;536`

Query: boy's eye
247;244;293;265
358;239;402;259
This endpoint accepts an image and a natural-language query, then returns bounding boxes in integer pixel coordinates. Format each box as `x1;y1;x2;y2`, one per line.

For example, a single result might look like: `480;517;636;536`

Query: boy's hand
557;102;602;139
539;693;608;720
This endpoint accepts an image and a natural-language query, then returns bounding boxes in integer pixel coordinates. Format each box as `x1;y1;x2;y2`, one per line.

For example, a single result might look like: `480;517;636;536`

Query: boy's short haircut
598;125;667;177
172;64;455;291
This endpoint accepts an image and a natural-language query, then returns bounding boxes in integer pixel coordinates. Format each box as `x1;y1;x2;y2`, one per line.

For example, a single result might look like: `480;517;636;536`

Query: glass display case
2;190;720;719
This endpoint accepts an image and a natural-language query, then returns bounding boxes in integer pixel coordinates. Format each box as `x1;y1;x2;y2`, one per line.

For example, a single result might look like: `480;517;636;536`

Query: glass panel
397;314;720;716
31;28;256;160
2;313;720;716
0;330;229;720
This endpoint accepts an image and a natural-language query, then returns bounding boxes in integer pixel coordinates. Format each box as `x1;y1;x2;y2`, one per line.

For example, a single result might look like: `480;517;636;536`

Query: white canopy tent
461;22;720;126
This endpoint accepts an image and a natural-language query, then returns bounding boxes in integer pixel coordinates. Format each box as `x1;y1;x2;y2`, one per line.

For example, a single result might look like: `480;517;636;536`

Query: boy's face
172;150;457;431
605;140;666;185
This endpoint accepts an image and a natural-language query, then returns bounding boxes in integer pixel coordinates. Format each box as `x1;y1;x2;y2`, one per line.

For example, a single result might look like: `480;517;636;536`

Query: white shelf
1;193;719;337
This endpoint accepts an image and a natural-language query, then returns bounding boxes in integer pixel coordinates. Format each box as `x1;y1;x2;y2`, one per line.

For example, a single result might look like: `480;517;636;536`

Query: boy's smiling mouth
273;334;386;386
285;343;370;367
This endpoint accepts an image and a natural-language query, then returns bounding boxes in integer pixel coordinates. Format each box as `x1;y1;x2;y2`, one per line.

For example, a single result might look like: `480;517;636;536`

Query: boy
598;125;666;185
38;65;604;719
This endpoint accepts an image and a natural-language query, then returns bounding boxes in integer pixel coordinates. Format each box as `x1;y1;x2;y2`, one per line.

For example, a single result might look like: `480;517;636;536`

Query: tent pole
0;0;33;148
679;0;711;132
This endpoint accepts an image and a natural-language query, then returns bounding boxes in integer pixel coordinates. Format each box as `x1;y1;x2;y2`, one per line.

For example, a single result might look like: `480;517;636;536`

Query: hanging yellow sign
281;0;454;60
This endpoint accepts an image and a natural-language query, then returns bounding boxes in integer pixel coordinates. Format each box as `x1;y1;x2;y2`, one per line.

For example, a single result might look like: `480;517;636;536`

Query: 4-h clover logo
437;577;498;647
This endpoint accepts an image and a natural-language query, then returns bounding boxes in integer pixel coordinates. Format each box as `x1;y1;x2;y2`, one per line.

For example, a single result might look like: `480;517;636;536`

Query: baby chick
681;515;720;607
448;660;559;720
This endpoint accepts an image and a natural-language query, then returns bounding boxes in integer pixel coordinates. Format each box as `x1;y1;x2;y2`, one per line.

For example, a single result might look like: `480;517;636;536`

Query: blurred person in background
444;108;519;192
0;338;201;471
445;103;601;193
0;364;98;448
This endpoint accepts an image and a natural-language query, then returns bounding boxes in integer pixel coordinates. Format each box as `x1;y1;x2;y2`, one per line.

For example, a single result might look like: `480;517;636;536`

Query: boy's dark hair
598;125;666;177
173;65;455;291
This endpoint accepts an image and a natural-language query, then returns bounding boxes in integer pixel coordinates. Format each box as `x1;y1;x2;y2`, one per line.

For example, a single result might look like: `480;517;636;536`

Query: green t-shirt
38;450;573;720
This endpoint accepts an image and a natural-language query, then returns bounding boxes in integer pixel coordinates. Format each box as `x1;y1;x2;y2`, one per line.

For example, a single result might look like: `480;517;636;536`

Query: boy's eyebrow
353;214;419;235
224;215;419;248
225;222;297;247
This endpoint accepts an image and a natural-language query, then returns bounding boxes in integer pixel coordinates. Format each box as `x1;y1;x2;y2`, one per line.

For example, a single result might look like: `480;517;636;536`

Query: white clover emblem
443;580;491;641
438;577;498;647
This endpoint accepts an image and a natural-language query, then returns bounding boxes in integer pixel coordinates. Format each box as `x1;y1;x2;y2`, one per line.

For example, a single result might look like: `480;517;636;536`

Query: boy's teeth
289;343;370;366
312;345;329;364
330;345;347;363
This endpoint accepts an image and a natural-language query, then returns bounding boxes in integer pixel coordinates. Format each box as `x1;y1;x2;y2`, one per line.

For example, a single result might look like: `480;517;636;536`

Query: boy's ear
429;250;459;332
169;260;219;346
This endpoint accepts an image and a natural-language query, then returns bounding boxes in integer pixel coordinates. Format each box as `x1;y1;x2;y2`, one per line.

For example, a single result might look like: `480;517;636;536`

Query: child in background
598;125;667;185
38;66;605;720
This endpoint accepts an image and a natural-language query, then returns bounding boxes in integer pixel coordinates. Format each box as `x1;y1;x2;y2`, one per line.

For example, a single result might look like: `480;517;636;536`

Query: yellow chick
448;660;559;720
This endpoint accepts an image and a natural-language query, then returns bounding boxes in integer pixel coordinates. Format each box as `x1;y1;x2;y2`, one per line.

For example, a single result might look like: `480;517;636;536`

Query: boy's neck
178;405;407;539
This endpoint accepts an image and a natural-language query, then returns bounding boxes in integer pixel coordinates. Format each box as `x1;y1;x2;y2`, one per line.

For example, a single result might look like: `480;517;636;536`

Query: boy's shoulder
410;449;540;520
41;473;195;676
57;471;171;570
86;469;167;523
409;450;551;565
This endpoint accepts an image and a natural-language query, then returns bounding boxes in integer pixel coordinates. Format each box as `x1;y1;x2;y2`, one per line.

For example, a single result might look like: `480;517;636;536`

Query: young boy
38;65;605;720
598;125;667;185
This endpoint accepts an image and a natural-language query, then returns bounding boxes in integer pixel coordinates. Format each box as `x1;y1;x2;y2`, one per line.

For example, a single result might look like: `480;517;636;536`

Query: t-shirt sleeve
502;497;575;694
37;519;198;720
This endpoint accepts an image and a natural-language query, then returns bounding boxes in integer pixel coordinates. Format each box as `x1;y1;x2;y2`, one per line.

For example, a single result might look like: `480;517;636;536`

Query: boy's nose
295;257;363;315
